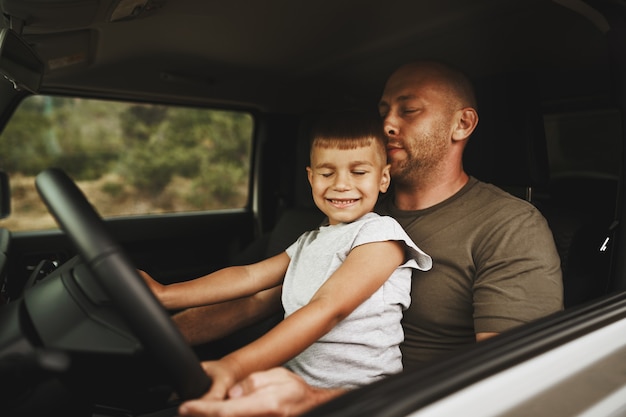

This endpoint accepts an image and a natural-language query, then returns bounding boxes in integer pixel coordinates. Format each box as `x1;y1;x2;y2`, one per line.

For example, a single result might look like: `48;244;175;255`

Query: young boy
141;110;431;400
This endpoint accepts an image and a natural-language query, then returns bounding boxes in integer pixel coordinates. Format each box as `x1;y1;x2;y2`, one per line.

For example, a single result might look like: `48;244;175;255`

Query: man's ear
379;164;391;193
451;108;479;142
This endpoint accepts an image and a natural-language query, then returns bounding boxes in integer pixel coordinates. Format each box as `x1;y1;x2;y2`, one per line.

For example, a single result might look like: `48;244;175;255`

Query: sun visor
25;30;94;75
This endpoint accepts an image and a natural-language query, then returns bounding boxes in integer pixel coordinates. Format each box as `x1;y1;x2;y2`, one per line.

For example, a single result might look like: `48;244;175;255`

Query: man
176;61;564;416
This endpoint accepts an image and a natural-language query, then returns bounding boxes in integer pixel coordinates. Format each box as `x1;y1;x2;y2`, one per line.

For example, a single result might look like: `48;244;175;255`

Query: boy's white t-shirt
282;212;432;388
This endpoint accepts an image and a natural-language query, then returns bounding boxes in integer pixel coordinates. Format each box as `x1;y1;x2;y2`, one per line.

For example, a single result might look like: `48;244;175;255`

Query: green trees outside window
0;96;253;230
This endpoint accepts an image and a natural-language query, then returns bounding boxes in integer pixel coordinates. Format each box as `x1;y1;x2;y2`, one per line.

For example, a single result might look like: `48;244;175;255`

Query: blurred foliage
0;96;253;212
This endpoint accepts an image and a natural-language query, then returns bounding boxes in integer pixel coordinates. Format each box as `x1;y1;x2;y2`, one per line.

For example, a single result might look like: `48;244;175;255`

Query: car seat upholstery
542;174;618;307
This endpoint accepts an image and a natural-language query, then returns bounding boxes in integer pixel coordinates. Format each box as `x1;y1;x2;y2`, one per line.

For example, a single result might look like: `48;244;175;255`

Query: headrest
463;73;550;189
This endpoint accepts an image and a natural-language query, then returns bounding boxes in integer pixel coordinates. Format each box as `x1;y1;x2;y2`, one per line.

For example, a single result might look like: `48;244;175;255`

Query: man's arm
178;367;346;417
173;285;283;345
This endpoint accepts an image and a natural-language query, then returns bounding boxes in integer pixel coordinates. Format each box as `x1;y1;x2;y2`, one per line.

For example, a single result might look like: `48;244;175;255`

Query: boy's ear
451;107;478;142
306;166;313;185
379;164;391;192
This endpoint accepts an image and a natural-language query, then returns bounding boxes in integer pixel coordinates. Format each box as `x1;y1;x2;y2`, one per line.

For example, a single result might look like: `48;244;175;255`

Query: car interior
0;0;625;416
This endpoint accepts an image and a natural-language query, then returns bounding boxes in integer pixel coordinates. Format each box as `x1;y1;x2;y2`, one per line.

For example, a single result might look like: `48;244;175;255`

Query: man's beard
390;133;449;186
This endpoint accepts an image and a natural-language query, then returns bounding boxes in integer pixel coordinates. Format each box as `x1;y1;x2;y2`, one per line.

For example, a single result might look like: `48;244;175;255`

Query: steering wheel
35;167;211;400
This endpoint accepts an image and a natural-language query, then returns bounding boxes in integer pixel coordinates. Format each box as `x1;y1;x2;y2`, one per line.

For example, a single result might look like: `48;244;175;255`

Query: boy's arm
204;240;404;399
141;252;291;310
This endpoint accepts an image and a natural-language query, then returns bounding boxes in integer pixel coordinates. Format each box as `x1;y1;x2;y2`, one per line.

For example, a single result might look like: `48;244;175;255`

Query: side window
0;96;254;231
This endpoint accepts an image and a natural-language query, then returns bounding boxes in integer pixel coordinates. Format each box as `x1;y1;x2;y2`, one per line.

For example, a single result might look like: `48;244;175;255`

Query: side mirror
0;172;10;219
0;29;43;94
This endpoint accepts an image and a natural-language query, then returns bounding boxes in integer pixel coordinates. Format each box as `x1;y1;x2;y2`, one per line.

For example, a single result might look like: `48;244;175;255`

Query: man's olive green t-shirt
376;177;563;368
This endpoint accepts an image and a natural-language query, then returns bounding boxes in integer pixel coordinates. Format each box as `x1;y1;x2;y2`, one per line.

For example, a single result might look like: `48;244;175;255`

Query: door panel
7;210;257;300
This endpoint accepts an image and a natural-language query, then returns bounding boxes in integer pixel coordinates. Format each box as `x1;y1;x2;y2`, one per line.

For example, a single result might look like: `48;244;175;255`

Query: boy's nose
333;172;351;190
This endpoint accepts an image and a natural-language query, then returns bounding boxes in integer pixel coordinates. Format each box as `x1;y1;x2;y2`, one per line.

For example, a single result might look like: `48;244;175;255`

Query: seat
541;174;618;307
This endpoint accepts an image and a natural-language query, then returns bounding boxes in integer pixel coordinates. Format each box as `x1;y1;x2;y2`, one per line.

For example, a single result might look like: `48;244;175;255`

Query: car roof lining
0;0;613;112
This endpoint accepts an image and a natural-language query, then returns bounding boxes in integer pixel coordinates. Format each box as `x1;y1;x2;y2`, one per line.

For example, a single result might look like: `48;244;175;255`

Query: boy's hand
138;269;165;300
200;359;240;400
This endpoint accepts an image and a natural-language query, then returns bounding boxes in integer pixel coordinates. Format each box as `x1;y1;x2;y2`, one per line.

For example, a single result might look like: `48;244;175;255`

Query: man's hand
178;367;346;417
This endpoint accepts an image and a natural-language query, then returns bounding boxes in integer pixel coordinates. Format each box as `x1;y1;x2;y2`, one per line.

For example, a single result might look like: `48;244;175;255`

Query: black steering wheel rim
35;167;211;400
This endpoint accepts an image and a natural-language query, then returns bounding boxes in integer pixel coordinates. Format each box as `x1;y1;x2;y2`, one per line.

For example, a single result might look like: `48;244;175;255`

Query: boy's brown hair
309;110;387;165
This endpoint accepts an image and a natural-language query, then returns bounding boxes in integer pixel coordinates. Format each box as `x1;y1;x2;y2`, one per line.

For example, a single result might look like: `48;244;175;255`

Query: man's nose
382;114;398;138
